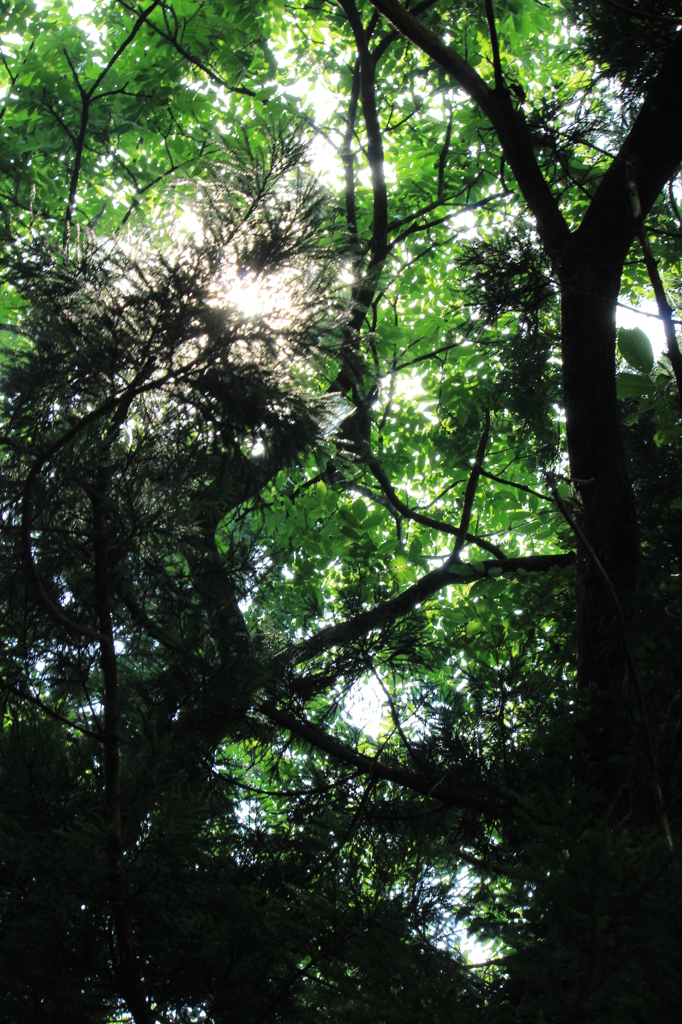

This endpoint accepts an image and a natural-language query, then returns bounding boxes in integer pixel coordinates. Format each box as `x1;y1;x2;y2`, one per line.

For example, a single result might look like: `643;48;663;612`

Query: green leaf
351;498;368;522
408;537;423;561
339;506;361;528
618;327;654;374
616;372;656;398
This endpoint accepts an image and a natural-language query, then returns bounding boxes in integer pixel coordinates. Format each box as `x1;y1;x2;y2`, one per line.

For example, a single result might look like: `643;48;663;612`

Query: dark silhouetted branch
258;700;513;816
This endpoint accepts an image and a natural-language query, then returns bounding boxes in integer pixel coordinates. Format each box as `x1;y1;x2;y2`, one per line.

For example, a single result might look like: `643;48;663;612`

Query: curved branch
366;0;570;261
115;0;256;96
367;455;506;558
258;699;514;817
292;550;574;665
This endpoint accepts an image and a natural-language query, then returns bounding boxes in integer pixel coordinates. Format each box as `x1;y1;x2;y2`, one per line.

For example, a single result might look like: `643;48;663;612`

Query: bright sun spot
176;206;203;243
224;273;273;319
344;676;385;738
174;206;297;324
222;271;296;325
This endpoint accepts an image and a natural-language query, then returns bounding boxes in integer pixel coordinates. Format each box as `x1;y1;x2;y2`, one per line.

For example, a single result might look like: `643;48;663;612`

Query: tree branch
18;373;165;644
477;467;549;503
341;60;361;248
115;0;256;95
366;455;506;557
298;417;496;665
573;29;682;274
22;458;112;646
62;1;162;243
484;0;504;92
454;410;489;555
92;488;154;1023
292;549;572;666
258;700;513;817
372;0;440;65
627;174;682;408
63;91;90;245
366;0;570;261
338;0;389;307
89;1;161;99
2;684;101;738
437;105;453;202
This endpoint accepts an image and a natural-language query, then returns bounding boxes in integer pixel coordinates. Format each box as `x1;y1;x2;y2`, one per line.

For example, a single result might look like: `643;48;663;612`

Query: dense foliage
1;1;682;1021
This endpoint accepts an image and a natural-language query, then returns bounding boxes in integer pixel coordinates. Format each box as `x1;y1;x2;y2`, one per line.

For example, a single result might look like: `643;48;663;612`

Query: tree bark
559;249;639;690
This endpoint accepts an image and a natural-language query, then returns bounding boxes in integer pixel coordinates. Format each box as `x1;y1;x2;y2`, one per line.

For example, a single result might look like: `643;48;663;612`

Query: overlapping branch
366;0;571;262
258;699;514;817
366;457;506;557
292;415;572;665
62;0;162;242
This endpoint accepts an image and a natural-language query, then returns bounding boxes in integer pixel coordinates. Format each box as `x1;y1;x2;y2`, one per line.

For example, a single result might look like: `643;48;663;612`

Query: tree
1;1;682;1021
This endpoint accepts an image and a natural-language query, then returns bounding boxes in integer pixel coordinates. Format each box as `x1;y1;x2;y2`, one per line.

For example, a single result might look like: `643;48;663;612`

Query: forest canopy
1;1;682;1022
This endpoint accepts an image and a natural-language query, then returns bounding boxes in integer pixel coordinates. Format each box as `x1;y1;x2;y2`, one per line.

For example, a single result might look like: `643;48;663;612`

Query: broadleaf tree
1;1;682;1021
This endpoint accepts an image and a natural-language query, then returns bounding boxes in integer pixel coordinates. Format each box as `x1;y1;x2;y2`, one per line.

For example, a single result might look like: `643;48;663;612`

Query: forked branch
367;455;506;557
293;417;572;664
258;699;513;817
366;0;570;260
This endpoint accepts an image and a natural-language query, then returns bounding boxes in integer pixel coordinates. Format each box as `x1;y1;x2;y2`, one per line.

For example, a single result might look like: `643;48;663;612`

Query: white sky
344;675;385;736
617;298;668;358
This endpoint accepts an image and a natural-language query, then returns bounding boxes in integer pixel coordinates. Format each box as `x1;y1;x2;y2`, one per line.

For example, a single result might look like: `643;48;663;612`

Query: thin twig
454;410;490;556
478;467;549;503
3;685;101;738
484;0;504;92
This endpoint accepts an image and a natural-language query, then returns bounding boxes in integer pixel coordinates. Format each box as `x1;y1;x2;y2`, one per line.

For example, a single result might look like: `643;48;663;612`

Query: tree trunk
93;492;154;1024
560;245;639;694
557;238;645;808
